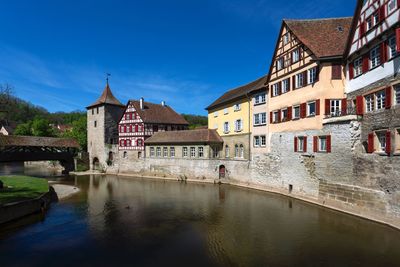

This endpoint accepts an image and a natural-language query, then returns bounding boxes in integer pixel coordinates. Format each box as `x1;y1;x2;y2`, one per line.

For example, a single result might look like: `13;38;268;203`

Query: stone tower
86;81;125;170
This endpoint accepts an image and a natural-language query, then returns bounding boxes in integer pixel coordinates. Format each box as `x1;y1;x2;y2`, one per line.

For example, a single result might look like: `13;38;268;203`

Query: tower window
94;121;97;128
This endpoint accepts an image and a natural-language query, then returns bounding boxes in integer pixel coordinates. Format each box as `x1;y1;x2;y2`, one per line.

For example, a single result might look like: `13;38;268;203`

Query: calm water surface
1;165;400;267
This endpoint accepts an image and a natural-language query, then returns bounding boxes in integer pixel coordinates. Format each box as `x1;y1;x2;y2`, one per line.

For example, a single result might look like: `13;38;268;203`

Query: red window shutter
325;99;331;115
287;106;292;121
292;76;296;89
327;135;332;153
356;95;364;115
385;86;392;109
303;71;308;85
135;124;139;132
367;133;374;153
341;98;348;115
379;5;386;22
362;55;369;73
294;137;298;152
386;131;392;154
270;85;274;97
129;125;133;132
278;82;282;95
349;63;354;80
300;103;307;118
270;112;273;124
287;78;291;91
316;99;320;116
332;64;342;80
359;21;365;37
277;109;282;123
303;136;307;152
124;125;127;132
380;42;388;64
298;47;302;61
396;28;400;53
313;136;318;153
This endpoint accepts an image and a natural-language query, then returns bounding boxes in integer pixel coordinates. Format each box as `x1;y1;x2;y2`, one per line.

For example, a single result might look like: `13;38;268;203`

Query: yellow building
206;77;267;160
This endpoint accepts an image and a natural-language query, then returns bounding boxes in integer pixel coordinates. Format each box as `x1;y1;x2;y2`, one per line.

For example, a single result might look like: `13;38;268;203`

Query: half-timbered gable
118;98;189;154
345;0;400;156
268;18;352;133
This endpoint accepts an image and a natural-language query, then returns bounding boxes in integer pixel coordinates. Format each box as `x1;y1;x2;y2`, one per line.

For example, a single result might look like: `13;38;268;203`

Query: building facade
86;82;125;170
346;0;400;155
118;98;189;159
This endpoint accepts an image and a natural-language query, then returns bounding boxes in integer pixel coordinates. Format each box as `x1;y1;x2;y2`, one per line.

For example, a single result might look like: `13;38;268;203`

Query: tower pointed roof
86;82;124;109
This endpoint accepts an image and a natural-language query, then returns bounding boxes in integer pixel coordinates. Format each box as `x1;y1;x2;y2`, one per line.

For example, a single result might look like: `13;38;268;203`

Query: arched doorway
107;152;113;166
92;157;100;170
219;165;226;179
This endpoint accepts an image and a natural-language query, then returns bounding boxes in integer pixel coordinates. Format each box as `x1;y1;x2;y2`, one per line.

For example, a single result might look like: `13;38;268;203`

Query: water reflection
1;174;400;267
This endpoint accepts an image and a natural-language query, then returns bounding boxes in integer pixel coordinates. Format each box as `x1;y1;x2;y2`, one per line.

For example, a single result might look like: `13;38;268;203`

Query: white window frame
308;67;317;84
376;90;386;110
292;49;300;63
293;105;300;119
198;147;204;158
254;136;260;147
156;147;161;157
240;145;244;158
163;147;168;157
365;94;374;112
233;104;241;112
354;57;363;77
283;33;289;45
307;101;316;117
235;119;243;132
214;111;218;117
281;108;288;121
395;84;400;105
370;45;381;69
388;35;398;60
150;147;155;157
224;122;230;133
295;73;304;88
277;57;284;70
190;147;196;158
330;99;342;116
297;137;304;152
254;93;266;105
273;111;279;123
183;147;188;157
170;147;175;158
272;84;279;96
225;145;230;158
388;0;397;13
260;135;266;147
319;136;327;152
376;131;387;152
224;108;229;115
282;79;289;93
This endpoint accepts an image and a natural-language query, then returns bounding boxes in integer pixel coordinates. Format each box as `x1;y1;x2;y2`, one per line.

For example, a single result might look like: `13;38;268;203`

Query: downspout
245;92;251;164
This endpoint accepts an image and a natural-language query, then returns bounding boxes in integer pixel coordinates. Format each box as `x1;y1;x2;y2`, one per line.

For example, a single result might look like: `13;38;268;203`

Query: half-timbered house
345;0;400;156
118;98;189;159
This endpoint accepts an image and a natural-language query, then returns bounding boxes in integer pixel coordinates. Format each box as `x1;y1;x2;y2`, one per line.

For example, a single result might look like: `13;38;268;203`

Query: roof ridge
284;16;353;22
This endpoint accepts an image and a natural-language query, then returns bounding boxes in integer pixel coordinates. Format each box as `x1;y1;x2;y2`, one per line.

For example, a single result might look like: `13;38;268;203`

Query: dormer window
283;33;290;45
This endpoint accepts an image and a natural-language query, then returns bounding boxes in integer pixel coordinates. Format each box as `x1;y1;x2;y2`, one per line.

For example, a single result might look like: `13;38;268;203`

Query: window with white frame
330;99;342;116
370;45;381;69
156;147;161;157
190;147;196;158
198;147;204;158
376;90;386;110
272;83;280;97
395;85;400;105
254;113;267;126
319;136;327;152
240;144;244;158
150;147;155;157
273;111;279;123
277;57;284;70
388;35;398;60
163;147;168;157
283;33;289;45
293;105;300;119
365;94;374;112
234;104;241;111
254;136;260;147
388;0;397;13
212;147;219;158
307;101;316;116
366;16;373;31
297;137;305;152
308;67;317;84
183;147;188;157
261;135;266;147
214;111;218;117
235;119;243;132
281;108;288;121
295;73;304;88
234;144;239;157
224;122;229;133
225;145;230;158
282;79;290;93
292;49;300;63
170;147;175;157
354;57;363;77
224;108;229;115
254;93;266;105
376;131;387;152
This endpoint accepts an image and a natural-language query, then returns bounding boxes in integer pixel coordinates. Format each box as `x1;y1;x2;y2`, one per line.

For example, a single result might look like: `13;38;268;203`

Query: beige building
144;129;223;159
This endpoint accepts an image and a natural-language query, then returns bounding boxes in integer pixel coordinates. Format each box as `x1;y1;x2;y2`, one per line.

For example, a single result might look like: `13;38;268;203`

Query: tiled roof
145;129;223;145
87;83;124;109
206;75;268;111
285;17;353;58
0;135;79;148
130;100;189;125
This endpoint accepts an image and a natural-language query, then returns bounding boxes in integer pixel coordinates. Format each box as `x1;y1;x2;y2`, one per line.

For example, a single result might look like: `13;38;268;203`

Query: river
1;164;400;267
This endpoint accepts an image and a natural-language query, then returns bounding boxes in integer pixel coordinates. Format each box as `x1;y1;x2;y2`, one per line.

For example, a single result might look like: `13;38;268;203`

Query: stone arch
219;165;226;179
92;157;100;170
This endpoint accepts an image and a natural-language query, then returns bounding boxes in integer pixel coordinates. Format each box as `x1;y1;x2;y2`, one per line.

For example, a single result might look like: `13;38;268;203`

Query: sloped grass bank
0;176;49;205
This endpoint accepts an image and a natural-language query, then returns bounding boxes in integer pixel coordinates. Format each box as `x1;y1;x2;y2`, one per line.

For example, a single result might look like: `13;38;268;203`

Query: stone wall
222;134;251;160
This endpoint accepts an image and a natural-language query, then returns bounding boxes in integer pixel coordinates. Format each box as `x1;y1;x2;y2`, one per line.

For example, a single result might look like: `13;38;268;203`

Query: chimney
140;97;144;110
161;100;166;107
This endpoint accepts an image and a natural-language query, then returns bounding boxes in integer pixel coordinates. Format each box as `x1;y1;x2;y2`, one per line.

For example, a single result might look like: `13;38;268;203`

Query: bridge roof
0;136;79;148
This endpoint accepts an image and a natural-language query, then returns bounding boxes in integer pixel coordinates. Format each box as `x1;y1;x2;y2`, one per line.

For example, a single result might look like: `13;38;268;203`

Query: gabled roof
344;0;366;58
284;17;353;59
86;83;124;109
206;75;268;111
129;100;189;125
0;135;79;148
145;129;223;145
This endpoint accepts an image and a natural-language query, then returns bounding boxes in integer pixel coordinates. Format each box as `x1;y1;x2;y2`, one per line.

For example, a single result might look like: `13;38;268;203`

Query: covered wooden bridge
0;135;79;174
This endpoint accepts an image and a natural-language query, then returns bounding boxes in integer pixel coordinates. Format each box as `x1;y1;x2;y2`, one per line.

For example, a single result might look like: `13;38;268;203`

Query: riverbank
73;170;400;231
50;183;80;200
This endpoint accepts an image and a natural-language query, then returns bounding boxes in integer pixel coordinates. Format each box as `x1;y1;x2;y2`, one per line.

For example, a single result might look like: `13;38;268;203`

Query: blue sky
0;0;356;115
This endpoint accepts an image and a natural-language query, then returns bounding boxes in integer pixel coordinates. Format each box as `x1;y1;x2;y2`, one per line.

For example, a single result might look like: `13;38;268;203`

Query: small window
214;111;218;117
91;109;94;115
282;79;290;93
370;45;381;69
198;147;204;158
388;35;398;60
150;147;155;157
254;113;267;126
388;0;397;13
190;147;196;158
96;107;99;114
330;99;342;116
240;145;244;158
307;101;316;117
224;108;229;115
293;105;300;119
183;147;188;157
308;67;317;84
235;119;243;132
376;90;386;110
170;147;175;157
354;57;363;77
163;147;168;157
277;57;284;70
156;147;161;157
123;151;128;158
376;131;387;152
273;111;279;123
297;137;305;152
235;144;239;158
254;93;266;105
295;73;304;88
261;135;266;147
225;145;230;158
234;104;241;111
283;33;290;45
395;85;400;105
395;129;400;153
365;94;374;112
281;108;288;121
292;49;300;63
319;136;327;152
254;136;260;147
212;147;219;158
224;122;230;133
94;121;97;128
272;83;280;97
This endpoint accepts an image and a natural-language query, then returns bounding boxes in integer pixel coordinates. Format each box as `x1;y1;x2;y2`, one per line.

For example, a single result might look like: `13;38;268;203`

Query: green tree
62;116;87;151
31;118;55;137
14;122;32;136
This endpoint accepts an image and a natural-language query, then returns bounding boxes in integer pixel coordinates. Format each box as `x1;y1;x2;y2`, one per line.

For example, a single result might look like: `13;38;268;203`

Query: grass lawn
0;176;49;205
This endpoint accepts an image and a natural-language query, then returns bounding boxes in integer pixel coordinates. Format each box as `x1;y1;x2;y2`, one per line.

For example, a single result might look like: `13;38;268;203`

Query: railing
324;107;357;119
